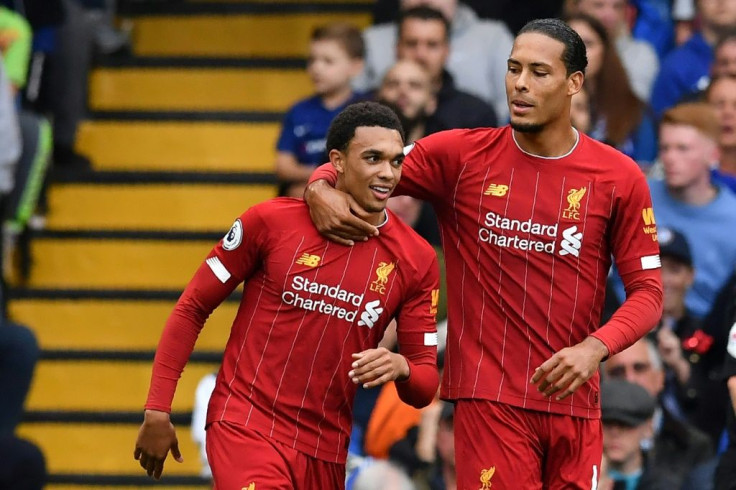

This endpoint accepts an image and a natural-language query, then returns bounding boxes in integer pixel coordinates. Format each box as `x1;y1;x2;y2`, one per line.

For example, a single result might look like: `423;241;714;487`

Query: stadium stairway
7;1;371;488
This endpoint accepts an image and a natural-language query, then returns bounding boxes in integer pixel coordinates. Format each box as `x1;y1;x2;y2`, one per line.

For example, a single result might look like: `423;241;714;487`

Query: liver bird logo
370;261;395;294
563;187;587;220
480;466;495;489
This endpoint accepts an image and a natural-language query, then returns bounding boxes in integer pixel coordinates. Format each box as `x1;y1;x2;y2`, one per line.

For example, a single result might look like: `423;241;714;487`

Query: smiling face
331;126;405;216
506;32;583;133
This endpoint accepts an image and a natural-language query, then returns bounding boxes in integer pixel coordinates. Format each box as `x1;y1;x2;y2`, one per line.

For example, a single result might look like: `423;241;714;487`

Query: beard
510;121;545;133
377;99;428;137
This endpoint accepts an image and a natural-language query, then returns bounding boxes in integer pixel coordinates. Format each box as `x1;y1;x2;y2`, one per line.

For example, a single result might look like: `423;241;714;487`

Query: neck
610;450;643;475
668;179;717;206
663;303;686;322
513;124;578;158
720;147;736;174
321;86;353;110
702;25;719;46
408;122;426;143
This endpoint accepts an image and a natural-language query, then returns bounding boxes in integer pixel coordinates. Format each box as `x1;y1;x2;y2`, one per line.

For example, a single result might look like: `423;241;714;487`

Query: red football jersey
312;127;661;419
145;198;440;463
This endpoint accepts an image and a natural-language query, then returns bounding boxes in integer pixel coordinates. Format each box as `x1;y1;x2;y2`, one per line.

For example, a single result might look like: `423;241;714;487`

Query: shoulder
247;197;309;223
414;126;504;151
580;133;643;174
384;213;437;264
363;22;396;43
287;95;322;114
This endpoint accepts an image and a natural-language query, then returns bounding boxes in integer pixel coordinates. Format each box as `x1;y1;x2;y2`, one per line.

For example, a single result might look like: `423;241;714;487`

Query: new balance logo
357;300;383;329
484;183;508;197
559;225;583;257
295;253;320;267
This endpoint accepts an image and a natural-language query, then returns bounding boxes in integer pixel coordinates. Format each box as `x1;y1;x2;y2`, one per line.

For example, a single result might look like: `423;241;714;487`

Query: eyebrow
507;58;553;70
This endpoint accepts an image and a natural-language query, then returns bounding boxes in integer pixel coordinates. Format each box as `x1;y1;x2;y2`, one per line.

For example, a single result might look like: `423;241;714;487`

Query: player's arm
592;171;663;357
304;130;464;245
134;209;267;480
351;254;441;408
532;169;663;400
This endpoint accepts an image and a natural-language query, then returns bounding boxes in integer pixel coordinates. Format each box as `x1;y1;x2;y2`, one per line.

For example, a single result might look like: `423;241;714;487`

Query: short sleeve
397;130;465;204
610;168;661;277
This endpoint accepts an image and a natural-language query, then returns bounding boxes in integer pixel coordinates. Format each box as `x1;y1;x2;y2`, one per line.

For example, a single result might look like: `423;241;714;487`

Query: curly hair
326;101;405;153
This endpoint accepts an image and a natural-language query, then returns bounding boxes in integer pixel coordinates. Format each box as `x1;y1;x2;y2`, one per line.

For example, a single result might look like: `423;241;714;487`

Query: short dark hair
326;101;405;153
311;22;365;59
398;6;450;42
517;18;587;76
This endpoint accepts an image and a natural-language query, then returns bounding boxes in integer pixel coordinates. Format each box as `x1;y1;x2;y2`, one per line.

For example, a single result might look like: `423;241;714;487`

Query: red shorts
206;421;345;490
454;399;602;490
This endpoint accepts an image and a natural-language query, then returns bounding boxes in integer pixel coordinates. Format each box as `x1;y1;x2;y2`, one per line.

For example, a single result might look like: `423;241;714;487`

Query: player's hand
530;336;608;401
134;410;184;480
305;180;378;246
349;347;410;388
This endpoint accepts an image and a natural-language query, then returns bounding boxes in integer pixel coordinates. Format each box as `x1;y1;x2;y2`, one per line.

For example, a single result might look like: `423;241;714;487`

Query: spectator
575;0;660;102
567;14;657;166
0;316;46;489
570;87;592;134
391;7;497;133
648;102;736;317
356;0;512;121
715;291;736;490
376;60;442;246
712;31;736;77
598;379;662;489
377;59;436;144
706;76;736;192
0;52;20;204
352;460;416;490
190;372;216;480
629;0;677;60
603;339;716;488
0;6;31;93
654;227;729;445
275;22;366;188
651;0;736;118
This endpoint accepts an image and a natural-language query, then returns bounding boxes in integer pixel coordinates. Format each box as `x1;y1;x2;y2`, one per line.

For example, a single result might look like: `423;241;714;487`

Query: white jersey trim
512;128;580;160
206;257;231;283
641;254;661;270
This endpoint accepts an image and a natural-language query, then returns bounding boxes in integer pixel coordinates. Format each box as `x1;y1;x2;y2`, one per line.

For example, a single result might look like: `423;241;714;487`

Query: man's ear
568;71;584;96
329;149;345;173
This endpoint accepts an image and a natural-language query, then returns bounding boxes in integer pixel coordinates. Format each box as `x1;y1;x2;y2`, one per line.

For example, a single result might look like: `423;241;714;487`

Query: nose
515;68;530;92
377;160;395;181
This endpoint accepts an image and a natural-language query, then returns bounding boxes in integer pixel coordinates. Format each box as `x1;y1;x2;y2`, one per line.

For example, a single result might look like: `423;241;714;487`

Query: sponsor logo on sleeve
223;219;243;251
295;253;320;267
641;254;661;270
484;183;509;197
641;207;657;241
370;262;395;294
562;187;587;220
403;143;415;155
430;289;440;315
424;332;438;346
